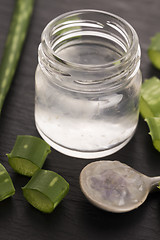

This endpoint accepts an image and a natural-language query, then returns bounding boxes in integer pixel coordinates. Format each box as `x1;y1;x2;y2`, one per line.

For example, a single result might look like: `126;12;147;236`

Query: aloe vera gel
35;10;142;158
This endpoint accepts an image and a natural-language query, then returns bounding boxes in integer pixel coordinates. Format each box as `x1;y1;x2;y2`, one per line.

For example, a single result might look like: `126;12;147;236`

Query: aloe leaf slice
22;169;69;213
7;135;51;177
0;163;15;201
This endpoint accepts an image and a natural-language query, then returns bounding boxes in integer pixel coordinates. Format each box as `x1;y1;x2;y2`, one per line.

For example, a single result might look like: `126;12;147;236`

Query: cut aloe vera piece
22;169;69;213
140;77;160;118
148;32;160;69
145;117;160;152
7;135;51;177
0;163;15;201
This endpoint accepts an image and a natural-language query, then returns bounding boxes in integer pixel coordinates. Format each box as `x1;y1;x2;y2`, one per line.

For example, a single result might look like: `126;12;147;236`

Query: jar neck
38;10;141;93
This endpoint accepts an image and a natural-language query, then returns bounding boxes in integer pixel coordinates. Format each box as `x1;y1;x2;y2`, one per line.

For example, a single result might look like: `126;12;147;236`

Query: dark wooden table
0;0;160;239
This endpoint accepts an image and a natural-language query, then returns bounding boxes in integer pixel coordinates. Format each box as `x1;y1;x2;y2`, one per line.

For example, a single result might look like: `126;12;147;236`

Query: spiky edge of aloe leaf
140;77;160;119
145;117;160;152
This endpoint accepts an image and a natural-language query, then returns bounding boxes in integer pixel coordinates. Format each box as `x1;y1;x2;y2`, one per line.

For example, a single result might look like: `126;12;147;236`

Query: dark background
0;0;160;239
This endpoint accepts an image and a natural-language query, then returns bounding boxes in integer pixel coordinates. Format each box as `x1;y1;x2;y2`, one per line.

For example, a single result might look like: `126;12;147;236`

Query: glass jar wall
35;9;142;158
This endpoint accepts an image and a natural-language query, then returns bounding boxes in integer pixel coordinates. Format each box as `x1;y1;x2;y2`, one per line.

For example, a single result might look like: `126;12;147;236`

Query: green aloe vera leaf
22;169;69;213
140;77;160;118
0;0;35;115
145;117;160;152
7;135;51;177
0;163;15;201
148;32;160;69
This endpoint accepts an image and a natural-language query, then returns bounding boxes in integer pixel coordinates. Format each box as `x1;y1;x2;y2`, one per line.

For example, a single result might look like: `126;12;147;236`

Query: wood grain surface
0;0;160;239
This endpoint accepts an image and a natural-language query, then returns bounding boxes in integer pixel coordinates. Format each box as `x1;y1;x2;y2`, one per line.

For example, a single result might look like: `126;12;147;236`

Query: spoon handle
150;176;160;190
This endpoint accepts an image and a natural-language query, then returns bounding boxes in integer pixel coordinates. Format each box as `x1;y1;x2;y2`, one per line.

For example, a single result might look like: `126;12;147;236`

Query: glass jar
35;9;142;159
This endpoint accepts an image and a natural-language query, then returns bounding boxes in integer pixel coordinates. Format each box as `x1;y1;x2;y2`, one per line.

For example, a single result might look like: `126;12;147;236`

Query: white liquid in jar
35;68;139;158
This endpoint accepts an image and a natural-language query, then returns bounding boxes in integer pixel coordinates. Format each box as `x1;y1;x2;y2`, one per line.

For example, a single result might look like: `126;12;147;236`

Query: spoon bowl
80;160;160;213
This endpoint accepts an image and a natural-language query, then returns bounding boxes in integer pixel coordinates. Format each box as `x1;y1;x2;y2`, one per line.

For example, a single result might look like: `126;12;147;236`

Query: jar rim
42;9;139;70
